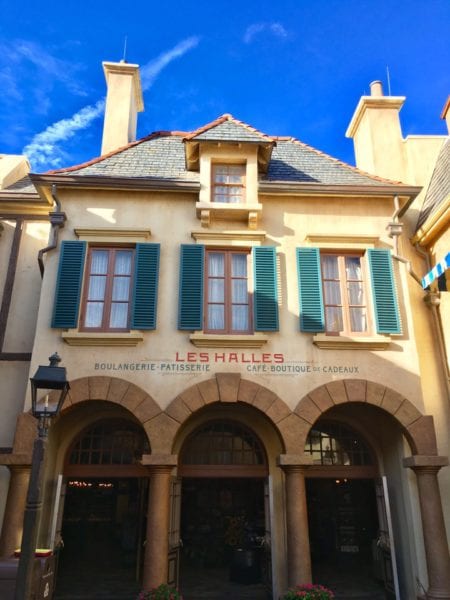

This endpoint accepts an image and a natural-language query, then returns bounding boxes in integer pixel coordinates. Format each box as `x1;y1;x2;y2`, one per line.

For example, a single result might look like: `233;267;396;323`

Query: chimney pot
370;81;384;97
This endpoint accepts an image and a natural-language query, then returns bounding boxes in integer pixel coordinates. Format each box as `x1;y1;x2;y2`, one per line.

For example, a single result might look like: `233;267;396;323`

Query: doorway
306;477;386;598
54;477;147;599
178;419;270;599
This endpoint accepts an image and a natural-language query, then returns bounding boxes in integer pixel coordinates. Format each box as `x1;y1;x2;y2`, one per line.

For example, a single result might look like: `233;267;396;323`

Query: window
178;244;279;334
296;247;401;336
321;254;367;334
305;422;373;466
81;248;133;331
212;164;245;203
205;250;251;333
52;241;160;333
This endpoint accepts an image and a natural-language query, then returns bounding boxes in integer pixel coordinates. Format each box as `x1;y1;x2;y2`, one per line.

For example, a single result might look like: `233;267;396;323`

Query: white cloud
141;36;200;91
22;100;105;169
22;37;200;170
243;22;288;44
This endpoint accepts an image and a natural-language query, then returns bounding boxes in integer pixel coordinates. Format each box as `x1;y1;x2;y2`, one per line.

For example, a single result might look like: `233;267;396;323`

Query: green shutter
131;243;160;330
178;245;204;330
253;246;279;331
296;247;325;332
51;241;86;328
367;248;401;334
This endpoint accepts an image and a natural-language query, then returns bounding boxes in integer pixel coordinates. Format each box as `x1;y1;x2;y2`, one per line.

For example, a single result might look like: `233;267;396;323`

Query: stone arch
60;375;162;447
160;373;293;454
294;378;438;456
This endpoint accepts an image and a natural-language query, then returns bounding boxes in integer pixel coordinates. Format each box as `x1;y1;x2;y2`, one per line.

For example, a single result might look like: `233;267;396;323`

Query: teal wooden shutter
51;241;86;328
253;246;279;331
367;249;401;334
296;247;325;332
178;245;204;330
131;243;160;330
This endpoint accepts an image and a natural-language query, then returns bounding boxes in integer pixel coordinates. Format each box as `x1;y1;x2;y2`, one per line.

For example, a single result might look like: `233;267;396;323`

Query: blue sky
0;0;449;172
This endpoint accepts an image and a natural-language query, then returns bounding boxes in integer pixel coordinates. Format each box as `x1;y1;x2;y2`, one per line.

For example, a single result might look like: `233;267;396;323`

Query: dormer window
212;164;245;203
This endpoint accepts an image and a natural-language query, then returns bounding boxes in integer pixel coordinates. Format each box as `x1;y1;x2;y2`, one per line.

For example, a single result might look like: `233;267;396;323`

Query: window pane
91;250;109;274
232;279;247;303
232;254;247;277
85;302;104;327
348;281;364;305
207;305;225;330
232;305;249;331
115;251;132;275
326;306;343;331
88;275;106;301
208;253;224;276
110;303;128;328
322;255;339;278
350;307;367;332
112;277;130;301
346;256;362;279
208;279;224;302
214;193;228;202
323;280;341;304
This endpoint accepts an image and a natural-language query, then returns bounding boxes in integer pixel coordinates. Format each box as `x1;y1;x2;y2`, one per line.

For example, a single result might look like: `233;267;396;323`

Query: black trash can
229;547;261;584
0;553;55;599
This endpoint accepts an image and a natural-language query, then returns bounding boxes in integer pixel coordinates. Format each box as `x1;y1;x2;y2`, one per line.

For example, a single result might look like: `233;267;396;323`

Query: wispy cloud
22;100;105;169
243;22;288;44
22;37;200;170
0;39;86;105
141;36;200;90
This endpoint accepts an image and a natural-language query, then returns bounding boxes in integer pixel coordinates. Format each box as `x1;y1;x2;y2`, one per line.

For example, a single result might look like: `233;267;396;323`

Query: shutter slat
296;247;325;332
367;249;402;334
51;241;86;328
253;246;279;331
178;245;204;330
131;243;160;330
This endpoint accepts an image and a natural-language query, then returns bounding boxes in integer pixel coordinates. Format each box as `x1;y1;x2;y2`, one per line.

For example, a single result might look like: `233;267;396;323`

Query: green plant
137;583;183;600
281;583;334;600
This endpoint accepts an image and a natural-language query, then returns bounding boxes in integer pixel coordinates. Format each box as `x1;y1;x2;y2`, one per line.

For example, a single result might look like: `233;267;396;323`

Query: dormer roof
183;114;275;172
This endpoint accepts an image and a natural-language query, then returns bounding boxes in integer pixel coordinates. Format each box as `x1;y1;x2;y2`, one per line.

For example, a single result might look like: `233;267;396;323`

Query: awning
422;252;450;289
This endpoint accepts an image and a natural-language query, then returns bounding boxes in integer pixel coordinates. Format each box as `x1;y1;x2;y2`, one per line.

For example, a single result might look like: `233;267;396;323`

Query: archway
304;418;386;599
54;416;150;600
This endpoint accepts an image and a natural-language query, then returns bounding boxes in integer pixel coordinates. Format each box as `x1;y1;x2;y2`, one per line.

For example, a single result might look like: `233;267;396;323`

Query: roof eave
29;173;201;195
259;180;421;205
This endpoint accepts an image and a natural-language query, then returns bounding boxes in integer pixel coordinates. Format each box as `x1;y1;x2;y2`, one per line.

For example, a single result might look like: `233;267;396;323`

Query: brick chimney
101;61;144;155
346;81;407;181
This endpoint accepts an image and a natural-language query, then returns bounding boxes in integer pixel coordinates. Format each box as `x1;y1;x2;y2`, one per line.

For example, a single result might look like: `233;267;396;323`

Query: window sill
62;330;145;346
190;332;268;348
196;201;262;229
313;333;391;350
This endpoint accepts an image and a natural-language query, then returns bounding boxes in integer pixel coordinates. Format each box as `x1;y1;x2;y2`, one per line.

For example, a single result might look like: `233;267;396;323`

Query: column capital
403;455;449;471
141;454;177;474
277;454;314;471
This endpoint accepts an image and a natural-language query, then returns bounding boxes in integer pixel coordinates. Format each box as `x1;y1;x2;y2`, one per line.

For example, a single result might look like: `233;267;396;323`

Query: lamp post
14;352;69;600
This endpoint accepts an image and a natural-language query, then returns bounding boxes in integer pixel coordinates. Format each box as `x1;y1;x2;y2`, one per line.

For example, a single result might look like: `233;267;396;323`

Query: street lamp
15;352;69;600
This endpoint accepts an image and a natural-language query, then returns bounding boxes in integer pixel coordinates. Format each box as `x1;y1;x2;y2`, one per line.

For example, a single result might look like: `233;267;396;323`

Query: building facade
0;63;449;599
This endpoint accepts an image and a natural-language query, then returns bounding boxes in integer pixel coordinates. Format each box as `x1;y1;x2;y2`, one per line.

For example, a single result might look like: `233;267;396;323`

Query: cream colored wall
404;136;446;186
27;187;426;415
0;219;49;447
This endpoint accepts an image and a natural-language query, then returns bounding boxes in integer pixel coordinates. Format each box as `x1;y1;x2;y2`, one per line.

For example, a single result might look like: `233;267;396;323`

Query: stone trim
313;333;391;350
74;227;152;243
295;379;435;456
62;330;144;346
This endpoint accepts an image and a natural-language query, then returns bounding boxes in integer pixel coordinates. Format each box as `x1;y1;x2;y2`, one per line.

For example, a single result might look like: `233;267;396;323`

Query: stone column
404;456;450;600
141;455;177;591
278;455;313;587
0;465;30;558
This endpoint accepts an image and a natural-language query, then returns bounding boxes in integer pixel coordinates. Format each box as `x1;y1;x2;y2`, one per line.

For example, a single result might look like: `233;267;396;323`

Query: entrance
307;478;386;598
55;478;147;599
178;420;270;600
54;418;150;599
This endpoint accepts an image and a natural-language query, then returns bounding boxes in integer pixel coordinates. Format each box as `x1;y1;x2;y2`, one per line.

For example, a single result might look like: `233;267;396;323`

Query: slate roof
416;138;450;230
44;114;403;188
2;175;37;194
186;114;274;143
